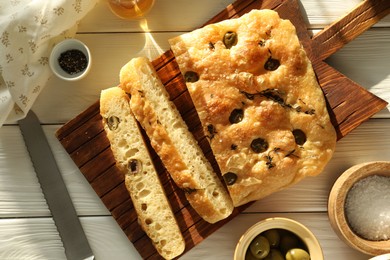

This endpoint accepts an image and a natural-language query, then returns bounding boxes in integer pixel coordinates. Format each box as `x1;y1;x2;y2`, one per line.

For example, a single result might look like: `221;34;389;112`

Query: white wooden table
1;0;389;259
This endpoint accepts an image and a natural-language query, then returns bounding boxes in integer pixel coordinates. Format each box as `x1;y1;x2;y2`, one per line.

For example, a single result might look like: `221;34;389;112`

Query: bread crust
120;57;234;223
100;87;185;259
169;9;337;206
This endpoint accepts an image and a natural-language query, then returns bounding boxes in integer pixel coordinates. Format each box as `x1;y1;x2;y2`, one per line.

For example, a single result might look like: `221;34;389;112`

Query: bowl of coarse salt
328;161;390;256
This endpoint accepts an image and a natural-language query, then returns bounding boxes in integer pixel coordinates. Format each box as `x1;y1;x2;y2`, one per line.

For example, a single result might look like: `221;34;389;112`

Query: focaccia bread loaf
119;57;234;223
100;87;185;259
169;9;337;207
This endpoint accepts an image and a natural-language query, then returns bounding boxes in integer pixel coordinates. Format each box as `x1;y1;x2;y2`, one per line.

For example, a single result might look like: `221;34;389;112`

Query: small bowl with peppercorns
234;217;323;260
49;38;91;81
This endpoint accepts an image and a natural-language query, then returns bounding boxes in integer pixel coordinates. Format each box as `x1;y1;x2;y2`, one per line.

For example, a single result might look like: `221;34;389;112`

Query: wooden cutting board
56;0;389;259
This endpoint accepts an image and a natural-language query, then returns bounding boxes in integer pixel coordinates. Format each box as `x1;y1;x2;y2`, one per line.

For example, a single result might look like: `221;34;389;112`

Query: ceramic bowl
234;217;323;260
328;161;390;256
49;39;91;81
370;253;390;260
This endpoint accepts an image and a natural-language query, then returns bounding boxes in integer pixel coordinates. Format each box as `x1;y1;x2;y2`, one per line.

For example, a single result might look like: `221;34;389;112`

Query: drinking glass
107;0;155;19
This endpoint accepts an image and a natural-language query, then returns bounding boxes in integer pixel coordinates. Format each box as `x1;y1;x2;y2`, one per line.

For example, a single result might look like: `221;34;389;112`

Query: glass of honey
108;0;155;20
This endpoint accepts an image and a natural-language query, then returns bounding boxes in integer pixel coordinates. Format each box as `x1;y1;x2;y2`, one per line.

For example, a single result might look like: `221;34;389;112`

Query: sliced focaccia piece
119;57;234;223
169;9;337;206
100;86;185;259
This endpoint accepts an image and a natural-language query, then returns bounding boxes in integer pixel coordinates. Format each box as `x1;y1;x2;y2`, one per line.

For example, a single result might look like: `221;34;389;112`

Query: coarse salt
345;175;390;241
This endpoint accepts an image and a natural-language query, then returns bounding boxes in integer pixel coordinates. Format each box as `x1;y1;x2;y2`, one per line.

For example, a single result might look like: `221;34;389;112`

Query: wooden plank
55;0;388;258
315;61;387;138
58;110;103;153
309;0;390;138
311;0;390;61
24;30;389;124
276;0;388;139
55;101;100;141
2;119;390;217
0;214;370;260
0;218;65;259
182;213;369;260
77;0;390;33
0;216;143;260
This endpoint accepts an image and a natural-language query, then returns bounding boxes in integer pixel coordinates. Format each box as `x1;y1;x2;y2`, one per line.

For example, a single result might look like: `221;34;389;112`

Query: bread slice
100;86;185;259
119;57;234;223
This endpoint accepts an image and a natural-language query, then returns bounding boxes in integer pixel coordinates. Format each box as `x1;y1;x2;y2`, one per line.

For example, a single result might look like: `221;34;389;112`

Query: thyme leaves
265;154;275;169
285;149;299;158
240;89;315;115
263;147;300;170
182;187;197;194
206;124;217;140
208;42;215;50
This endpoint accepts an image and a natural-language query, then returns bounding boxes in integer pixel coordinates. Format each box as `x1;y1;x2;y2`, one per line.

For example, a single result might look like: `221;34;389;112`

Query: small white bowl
234;217;323;260
49;39;91;81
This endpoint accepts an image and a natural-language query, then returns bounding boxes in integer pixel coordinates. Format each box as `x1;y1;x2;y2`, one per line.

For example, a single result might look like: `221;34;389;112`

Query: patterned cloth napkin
0;0;98;127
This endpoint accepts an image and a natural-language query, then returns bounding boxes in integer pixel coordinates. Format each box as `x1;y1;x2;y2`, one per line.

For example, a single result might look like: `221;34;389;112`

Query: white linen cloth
0;0;98;127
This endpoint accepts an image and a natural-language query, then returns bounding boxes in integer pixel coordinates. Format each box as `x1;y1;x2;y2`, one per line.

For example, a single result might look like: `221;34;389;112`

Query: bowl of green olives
234;217;323;260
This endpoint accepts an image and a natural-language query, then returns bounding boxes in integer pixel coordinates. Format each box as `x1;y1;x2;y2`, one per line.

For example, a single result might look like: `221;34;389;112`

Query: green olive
285;248;310;260
249;235;270;259
264;249;284;260
263;229;280;248
245;249;259;260
280;233;299;254
106;116;120;130
223;31;238;49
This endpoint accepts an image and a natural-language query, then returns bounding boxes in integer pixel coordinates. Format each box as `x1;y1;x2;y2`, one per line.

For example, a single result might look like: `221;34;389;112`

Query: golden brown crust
169;9;337;206
120;57;233;223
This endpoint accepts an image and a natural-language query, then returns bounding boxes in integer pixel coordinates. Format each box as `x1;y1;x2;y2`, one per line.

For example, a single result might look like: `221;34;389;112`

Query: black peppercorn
58;49;88;75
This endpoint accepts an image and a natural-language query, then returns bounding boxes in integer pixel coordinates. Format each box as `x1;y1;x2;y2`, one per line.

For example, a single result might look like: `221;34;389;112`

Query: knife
18;110;94;260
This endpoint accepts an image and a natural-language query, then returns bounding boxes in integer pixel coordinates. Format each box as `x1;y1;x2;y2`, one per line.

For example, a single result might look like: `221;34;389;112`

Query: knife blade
18;110;94;260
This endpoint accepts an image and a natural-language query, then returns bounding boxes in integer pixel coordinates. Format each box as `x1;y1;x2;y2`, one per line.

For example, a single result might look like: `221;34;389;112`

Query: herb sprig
240;89;315;115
